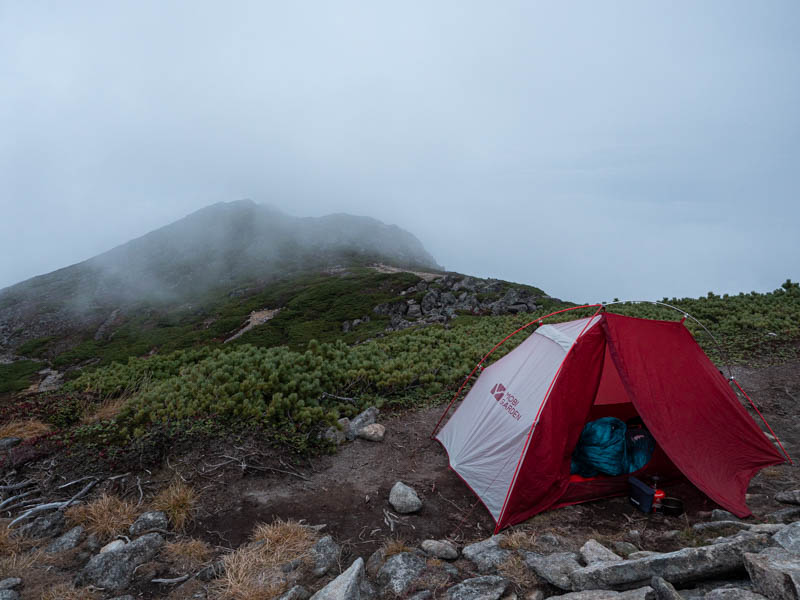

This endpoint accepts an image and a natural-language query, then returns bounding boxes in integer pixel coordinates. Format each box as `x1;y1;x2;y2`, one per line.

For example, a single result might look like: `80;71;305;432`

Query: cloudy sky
1;1;798;302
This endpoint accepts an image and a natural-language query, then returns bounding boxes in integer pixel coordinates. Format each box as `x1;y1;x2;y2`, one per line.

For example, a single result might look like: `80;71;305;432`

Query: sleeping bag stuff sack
570;417;629;477
626;427;656;473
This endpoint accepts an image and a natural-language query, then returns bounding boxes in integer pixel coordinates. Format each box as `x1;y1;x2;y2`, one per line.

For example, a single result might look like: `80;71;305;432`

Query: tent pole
730;377;793;465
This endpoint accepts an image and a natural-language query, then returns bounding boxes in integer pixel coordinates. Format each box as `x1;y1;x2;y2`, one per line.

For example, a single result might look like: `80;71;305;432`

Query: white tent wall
436;316;601;520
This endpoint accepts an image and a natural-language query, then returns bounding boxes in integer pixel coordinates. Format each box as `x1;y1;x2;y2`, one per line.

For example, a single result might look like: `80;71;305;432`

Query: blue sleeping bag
570;417;656;477
570;417;629;477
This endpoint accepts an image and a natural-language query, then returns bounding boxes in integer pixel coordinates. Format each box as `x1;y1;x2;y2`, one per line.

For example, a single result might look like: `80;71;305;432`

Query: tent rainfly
433;309;788;533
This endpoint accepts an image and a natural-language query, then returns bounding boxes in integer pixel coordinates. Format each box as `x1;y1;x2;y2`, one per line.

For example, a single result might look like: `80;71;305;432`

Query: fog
1;1;798;302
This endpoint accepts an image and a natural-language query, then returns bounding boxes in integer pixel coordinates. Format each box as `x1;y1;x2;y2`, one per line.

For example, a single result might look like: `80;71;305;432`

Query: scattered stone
357;423;385;442
76;532;164;591
410;592;433;600
86;534;101;553
774;522;800;554
0;438;21;451
581;540;623;565
750;524;786;535
570;535;771;591
46;525;84;553
422;539;459;560
651;576;683;600
446;575;509;600
776;491;800;506
389;481;422;514
376;552;426;596
311;535;341;577
547;587;654;600
704;589;767;600
129;510;169;536
323;426;346;445
348;407;379;439
17;510;64;539
520;551;581;590
538;533;569;552
101;539;127;553
712;510;741;521
0;580;21;591
525;591;545;600
625;531;643;546
744;547;800;600
612;542;640;558
310;557;365;600
279;586;311;600
767;508;800;524
196;560;225;581
366;547;387;578
693;522;751;534
0;591;20;600
462;535;511;573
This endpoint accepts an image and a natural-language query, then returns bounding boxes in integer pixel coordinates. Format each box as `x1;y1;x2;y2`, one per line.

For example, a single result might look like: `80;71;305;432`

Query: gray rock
693;522;750;534
129;510;169;535
357;423;385;442
410;592;433;600
525;591;545;600
520;551;581;590
613;542;641;558
101;539;127;553
76;532;164;591
366;547;386;578
107;597;136;600
744;547;800;600
0;580;21;591
45;525;84;553
768;508;800;524
628;552;661;560
548;588;654;600
712;510;741;521
17;510;64;539
324;426;346;445
86;534;101;553
462;536;511;573
311;535;341;577
349;407;379;439
581;540;623;565
446;575;510;600
538;533;569;552
776;492;800;506
422;539;459;560
651;576;683;600
406;304;423;320
311;557;365;600
570;535;771;591
625;531;643;546
774;522;800;554
389;481;422;514
704;589;767;600
376;552;426;596
0;591;20;600
279;586;311;600
196;560;225;581
421;291;440;314
750;524;787;535
0;437;21;451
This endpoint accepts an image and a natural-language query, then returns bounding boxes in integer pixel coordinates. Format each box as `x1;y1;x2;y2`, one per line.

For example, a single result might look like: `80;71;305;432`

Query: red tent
435;311;786;532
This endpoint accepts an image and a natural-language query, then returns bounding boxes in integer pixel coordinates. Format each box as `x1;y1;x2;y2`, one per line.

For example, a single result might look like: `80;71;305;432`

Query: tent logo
490;383;506;402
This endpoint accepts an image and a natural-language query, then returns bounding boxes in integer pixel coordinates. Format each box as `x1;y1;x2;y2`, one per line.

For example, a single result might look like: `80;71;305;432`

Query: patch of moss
0;360;41;393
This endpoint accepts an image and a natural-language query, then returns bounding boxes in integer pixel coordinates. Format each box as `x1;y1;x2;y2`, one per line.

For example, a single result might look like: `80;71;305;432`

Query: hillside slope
0;201;441;352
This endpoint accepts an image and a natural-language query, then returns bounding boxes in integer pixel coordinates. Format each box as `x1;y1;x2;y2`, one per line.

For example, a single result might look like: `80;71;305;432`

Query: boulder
279;586;311;600
0;581;20;592
744;547;800;600
651;576;682;600
693;522;750;534
462;535;511;573
310;557;365;600
349;408;379;440
357;423;385;442
45;525;84;553
446;575;509;600
776;492;800;506
712;510;741;521
407;304;423;320
421;291;440;314
520;551;581;590
704;589;767;600
774;522;800;554
76;532;164;591
547;588;654;600
628;552;661;560
129;511;169;536
768;508;800;524
570;535;771;591
612;542;640;558
311;535;341;577
17;510;64;539
389;482;422;514
376;552;426;596
581;540;623;565
422;539;459;560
